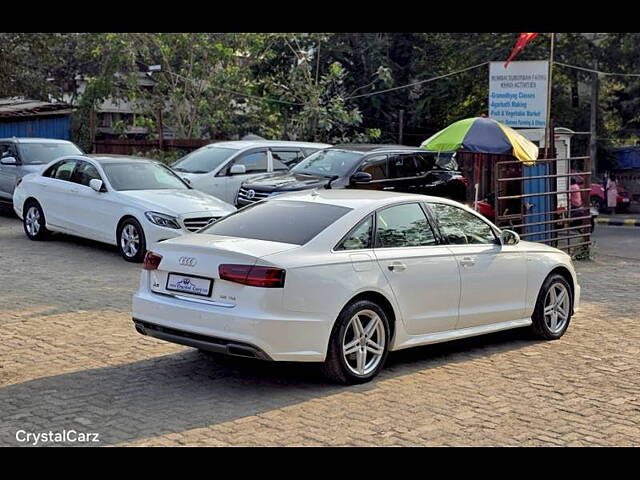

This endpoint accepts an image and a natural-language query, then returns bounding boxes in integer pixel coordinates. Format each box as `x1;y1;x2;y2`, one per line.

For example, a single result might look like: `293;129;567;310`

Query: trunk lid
147;234;299;302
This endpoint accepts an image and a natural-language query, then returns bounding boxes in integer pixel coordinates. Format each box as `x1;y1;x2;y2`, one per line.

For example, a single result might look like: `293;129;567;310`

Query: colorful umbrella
420;117;538;164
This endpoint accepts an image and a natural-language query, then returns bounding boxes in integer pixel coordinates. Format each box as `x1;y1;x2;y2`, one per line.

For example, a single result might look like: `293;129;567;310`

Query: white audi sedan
132;190;580;384
13;155;236;262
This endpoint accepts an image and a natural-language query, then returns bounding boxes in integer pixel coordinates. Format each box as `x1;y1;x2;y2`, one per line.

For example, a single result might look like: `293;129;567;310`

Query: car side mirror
0;156;17;165
229;164;246;175
350;171;372;184
89;179;104;192
500;229;520;246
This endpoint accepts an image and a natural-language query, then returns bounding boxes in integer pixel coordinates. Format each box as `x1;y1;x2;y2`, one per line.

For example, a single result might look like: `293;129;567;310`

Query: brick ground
1;209;639;446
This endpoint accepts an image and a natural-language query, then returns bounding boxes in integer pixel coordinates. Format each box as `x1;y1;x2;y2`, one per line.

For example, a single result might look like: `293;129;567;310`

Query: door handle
387;262;406;272
460;256;475;267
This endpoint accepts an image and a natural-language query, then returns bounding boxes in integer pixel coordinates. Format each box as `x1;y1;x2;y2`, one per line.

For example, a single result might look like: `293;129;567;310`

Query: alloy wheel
120;224;140;258
543;282;570;334
25;206;41;236
342;309;386;376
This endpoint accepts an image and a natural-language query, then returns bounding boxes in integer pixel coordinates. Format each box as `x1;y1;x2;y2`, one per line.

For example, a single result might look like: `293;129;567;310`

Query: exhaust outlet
135;324;147;336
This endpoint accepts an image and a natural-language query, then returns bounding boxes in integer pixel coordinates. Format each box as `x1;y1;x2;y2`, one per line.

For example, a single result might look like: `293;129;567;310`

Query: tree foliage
3;32;640;156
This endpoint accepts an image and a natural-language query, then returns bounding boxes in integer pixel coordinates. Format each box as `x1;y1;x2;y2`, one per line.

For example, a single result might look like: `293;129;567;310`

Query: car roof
85;154;157;164
266;188;466;212
329;144;424;153
195;140;333;151
0;137;76;144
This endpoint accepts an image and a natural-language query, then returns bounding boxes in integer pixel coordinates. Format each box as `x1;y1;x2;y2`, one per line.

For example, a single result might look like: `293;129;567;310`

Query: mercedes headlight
145;211;181;229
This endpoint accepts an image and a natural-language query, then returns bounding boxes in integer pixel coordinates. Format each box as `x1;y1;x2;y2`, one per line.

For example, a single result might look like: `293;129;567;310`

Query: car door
68;160;116;243
40;159;78;231
426;202;527;329
0;143;19;201
217;148;269;203
373;202;461;335
387;153;421;193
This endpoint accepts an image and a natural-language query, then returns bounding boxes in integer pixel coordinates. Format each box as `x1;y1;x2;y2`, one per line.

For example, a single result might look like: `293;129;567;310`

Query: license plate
166;273;213;297
622;198;630;202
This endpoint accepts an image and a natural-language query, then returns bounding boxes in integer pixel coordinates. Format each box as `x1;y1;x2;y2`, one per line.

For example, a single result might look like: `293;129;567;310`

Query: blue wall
524;163;551;241
0;115;71;140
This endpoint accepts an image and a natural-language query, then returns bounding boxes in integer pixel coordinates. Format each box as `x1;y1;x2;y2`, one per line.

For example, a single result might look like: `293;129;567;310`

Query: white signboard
489;60;548;128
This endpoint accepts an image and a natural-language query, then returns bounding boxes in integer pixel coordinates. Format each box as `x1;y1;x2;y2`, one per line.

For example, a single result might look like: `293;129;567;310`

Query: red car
590;183;631;212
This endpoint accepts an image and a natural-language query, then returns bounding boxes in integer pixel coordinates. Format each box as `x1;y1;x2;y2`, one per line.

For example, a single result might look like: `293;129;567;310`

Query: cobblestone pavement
1;209;639;446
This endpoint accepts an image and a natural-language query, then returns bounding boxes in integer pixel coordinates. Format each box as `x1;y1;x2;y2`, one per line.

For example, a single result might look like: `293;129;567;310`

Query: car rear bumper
133;318;272;360
132;288;330;362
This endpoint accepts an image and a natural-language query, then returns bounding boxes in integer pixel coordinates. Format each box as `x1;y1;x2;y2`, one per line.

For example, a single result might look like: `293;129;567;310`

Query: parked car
236;145;468;207
171;140;331;204
590;182;631;212
13;155;236;262
0;137;83;204
132;189;580;384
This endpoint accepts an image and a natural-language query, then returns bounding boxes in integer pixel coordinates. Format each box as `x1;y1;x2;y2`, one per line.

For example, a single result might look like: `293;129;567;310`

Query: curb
596;217;640;227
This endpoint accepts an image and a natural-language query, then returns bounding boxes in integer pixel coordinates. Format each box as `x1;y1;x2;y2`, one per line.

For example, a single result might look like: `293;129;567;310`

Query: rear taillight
219;264;286;288
453;175;469;186
143;251;163;270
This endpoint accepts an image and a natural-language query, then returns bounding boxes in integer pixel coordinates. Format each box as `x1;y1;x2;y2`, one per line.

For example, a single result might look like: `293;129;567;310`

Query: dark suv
236;144;468;207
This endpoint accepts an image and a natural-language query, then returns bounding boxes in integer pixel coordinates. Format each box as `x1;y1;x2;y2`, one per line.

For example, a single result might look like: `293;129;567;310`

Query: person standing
606;173;618;214
570;177;583;209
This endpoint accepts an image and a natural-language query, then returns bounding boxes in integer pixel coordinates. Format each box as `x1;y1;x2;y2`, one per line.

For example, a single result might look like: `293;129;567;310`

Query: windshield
18;142;82;165
202;200;352;245
291;149;363;178
172;146;237;173
102;162;189;191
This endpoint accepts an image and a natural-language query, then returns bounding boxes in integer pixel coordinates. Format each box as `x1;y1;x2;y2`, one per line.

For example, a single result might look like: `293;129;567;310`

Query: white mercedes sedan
132;190;580;384
13;155;236;262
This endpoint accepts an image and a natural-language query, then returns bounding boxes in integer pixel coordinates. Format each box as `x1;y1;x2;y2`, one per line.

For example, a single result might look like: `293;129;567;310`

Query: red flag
504;33;538;68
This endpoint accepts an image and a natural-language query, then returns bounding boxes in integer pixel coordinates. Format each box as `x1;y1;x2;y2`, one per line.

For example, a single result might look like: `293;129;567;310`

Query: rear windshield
18;142;82;165
202;200;352;245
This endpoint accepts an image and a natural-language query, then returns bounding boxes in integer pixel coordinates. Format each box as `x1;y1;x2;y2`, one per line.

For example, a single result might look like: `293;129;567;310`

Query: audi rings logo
246;189;256;200
179;256;197;267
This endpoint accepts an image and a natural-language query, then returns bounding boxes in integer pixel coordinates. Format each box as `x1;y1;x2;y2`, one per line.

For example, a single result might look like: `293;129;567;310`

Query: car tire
117;217;147;263
23;201;50;241
321;299;390;385
530;273;573;340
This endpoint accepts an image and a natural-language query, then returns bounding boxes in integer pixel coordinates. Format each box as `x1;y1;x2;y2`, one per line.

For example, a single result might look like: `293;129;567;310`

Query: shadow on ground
0;327;538;446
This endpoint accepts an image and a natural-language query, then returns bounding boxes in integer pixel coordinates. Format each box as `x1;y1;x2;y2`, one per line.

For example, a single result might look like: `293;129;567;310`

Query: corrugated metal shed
0;97;74;140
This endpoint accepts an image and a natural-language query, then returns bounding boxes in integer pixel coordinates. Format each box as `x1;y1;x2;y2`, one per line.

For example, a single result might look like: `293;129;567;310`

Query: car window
428;203;496;245
71;161;102;187
102;162;188;191
17;142;82;165
291;149;363;177
202;200;352;246
359;155;387;180
172;146;236;174
435;153;459;171
0;143;17;159
336;215;373;250
388;154;420;179
414;153;436;174
375;203;437;248
48;160;77;182
272;150;303;169
233;150;268;174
